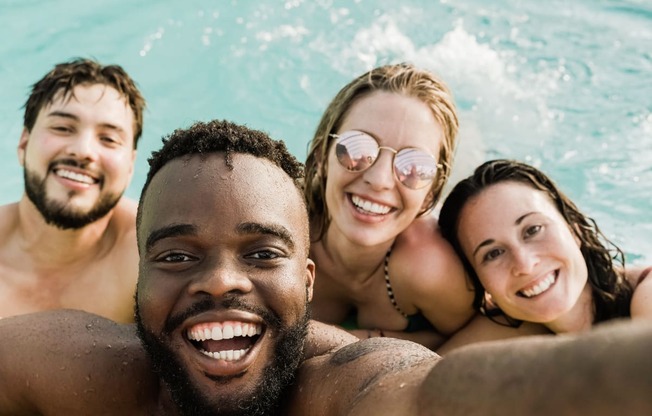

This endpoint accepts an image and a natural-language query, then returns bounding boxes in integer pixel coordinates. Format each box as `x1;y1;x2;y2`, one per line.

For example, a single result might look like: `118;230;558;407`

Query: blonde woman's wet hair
304;63;459;241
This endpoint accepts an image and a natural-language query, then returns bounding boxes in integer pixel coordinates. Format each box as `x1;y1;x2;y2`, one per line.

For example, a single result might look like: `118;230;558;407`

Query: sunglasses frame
328;130;440;190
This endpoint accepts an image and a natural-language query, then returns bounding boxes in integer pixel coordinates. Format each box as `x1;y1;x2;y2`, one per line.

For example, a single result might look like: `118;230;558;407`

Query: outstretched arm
287;337;440;416
0;309;157;415
420;319;652;415
436;313;551;354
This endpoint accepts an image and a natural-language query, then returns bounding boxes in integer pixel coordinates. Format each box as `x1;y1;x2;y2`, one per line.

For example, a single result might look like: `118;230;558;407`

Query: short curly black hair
137;119;305;228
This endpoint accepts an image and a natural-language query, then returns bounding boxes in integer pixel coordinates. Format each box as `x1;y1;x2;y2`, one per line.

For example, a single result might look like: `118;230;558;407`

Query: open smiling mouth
349;194;393;215
517;270;559;298
187;321;263;362
52;166;101;187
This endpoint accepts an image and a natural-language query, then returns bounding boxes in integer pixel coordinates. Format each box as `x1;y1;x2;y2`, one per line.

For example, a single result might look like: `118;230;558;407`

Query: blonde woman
304;63;475;349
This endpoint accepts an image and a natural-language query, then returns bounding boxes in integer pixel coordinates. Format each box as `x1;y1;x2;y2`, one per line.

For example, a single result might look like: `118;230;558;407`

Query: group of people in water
0;58;650;415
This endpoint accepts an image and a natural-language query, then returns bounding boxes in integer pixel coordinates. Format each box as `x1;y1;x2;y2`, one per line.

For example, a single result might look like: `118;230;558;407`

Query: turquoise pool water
0;0;650;263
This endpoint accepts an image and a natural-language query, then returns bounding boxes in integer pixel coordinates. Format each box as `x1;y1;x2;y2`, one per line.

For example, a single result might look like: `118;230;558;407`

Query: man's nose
65;130;99;161
187;258;254;298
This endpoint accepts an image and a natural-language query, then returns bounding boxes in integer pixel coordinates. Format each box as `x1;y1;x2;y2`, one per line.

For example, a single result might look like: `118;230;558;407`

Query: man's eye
160;253;193;262
247;250;281;260
101;136;119;144
52;126;73;133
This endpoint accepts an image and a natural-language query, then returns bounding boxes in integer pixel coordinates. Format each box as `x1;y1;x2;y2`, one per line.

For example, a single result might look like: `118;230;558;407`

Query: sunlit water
1;0;650;263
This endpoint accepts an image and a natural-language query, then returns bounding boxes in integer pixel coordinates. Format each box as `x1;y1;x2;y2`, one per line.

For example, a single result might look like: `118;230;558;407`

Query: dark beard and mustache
23;160;122;230
135;294;309;416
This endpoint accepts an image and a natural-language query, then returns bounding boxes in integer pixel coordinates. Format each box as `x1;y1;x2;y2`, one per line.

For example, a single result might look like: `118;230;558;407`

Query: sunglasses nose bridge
359;146;397;190
376;145;398;166
374;146;399;168
376;145;398;155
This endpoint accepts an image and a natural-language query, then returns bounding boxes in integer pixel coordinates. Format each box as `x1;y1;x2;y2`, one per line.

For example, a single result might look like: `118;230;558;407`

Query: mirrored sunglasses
329;130;439;190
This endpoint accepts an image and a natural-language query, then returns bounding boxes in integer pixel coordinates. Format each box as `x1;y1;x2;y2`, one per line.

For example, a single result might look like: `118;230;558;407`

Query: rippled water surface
0;0;650;262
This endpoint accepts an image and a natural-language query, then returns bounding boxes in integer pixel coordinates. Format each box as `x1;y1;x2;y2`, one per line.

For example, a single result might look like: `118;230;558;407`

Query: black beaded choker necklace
383;244;408;318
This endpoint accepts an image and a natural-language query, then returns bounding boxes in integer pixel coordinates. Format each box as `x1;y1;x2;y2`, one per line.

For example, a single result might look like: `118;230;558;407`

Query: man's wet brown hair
23;57;146;148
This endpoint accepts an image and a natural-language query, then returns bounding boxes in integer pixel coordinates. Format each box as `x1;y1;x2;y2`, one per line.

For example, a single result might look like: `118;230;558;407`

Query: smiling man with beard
0;120;651;416
133;119;326;415
0;58;145;323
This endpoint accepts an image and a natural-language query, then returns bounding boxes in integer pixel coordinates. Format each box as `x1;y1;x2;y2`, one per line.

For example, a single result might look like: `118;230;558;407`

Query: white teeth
351;195;391;215
234;325;243;337
223;326;234;339
211;326;223;340
56;169;95;184
199;348;249;362
521;273;556;298
187;322;262;342
188;322;263;362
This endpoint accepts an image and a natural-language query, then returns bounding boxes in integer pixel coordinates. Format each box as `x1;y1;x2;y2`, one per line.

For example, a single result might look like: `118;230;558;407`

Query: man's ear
305;258;316;302
17;128;30;167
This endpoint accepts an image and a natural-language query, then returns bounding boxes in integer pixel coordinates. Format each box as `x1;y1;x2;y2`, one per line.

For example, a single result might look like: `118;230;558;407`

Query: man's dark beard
23;163;121;230
135;295;309;416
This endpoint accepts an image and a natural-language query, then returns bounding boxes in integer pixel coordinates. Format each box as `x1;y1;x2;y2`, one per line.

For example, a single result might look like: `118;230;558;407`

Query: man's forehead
146;152;294;196
140;152;306;237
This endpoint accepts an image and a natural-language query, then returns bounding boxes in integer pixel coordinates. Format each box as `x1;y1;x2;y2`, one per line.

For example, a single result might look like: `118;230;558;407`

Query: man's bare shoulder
0;310;159;415
287;335;439;415
0;199;138;323
303;320;359;359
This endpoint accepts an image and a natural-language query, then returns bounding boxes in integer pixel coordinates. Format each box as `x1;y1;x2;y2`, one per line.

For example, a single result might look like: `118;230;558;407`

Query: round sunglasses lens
335;132;379;171
394;149;438;189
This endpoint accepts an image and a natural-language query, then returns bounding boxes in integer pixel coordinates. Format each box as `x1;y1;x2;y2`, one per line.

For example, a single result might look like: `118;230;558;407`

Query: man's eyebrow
145;224;198;252
236;222;295;250
47;110;78;121
48;110;126;134
471;211;536;258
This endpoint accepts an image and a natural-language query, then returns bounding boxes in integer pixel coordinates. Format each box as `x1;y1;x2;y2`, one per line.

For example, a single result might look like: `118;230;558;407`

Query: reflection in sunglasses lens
334;131;437;189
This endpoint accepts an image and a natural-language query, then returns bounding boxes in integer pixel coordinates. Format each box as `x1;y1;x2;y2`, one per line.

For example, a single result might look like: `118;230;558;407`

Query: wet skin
136;152;315;412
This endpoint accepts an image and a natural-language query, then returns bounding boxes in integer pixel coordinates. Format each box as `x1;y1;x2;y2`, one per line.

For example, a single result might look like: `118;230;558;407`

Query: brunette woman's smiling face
457;181;588;325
